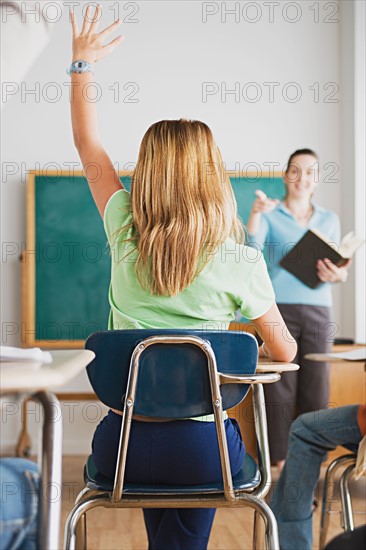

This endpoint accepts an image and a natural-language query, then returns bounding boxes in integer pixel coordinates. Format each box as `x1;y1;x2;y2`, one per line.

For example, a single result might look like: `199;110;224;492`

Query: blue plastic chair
64;329;281;549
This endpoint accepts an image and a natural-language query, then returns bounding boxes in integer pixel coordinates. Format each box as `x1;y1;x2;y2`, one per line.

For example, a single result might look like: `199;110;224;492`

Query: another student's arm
251;302;297;362
69;5;124;218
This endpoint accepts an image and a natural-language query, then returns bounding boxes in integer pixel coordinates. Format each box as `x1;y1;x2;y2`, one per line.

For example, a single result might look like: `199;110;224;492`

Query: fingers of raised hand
70;9;79;36
71;4;101;36
98;18;122;40
81;4;94;35
102;35;125;57
89;4;102;34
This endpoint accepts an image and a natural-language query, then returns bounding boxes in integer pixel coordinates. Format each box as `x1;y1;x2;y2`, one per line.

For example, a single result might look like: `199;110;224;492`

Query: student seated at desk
68;5;297;549
270;404;366;550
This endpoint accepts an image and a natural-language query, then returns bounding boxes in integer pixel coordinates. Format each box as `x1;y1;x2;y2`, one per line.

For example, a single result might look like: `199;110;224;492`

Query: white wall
0;0;361;454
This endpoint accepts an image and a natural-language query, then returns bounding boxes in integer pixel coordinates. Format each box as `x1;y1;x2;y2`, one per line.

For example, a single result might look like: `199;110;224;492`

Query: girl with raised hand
68;5;296;548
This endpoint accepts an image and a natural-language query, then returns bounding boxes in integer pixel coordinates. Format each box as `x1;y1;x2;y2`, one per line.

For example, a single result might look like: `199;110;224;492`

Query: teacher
246;149;350;471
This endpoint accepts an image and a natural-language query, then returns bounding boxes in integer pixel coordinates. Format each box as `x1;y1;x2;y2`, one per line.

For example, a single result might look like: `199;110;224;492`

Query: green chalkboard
24;171;285;348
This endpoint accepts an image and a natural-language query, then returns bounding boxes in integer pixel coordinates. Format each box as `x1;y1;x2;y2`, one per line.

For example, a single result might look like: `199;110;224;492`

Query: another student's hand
70;4;124;64
317;258;351;283
251;190;279;214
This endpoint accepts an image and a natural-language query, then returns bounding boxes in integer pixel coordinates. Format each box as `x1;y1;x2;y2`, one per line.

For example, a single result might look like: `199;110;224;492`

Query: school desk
305;345;366;463
0;349;95;550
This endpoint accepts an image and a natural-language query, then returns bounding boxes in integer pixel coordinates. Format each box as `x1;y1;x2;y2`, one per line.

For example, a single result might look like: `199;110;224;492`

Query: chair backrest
85;329;258;418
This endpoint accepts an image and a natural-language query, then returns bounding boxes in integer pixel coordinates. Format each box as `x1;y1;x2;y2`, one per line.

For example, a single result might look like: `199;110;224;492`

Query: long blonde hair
123;119;244;296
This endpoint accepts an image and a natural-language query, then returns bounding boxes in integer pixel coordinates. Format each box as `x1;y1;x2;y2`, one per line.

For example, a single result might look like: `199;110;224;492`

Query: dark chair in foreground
64;329;281;550
319;453;358;548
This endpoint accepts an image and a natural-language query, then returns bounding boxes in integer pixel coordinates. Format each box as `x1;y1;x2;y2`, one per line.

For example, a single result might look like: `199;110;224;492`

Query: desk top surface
0;350;95;394
257;359;299;372
0;349;298;395
305;345;366;363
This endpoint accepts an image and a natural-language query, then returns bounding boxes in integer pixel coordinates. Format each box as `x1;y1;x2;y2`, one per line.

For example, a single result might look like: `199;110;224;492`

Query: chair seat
84;453;261;495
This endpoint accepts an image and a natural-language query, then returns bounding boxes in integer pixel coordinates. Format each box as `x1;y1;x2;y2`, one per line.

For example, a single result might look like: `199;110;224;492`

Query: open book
280;230;364;288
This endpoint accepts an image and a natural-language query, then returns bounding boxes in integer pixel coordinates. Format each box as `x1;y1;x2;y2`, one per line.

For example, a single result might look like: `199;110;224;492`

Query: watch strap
67;60;94;76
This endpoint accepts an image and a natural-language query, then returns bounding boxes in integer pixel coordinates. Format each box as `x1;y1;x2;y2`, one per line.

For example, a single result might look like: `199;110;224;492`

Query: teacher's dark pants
264;304;332;463
92;411;245;550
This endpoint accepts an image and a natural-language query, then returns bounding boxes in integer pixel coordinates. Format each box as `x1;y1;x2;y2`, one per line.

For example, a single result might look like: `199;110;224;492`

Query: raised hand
252;190;279;214
70;4;124;64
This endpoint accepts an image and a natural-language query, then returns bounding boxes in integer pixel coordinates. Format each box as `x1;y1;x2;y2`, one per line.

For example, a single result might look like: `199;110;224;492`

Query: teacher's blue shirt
247;202;341;307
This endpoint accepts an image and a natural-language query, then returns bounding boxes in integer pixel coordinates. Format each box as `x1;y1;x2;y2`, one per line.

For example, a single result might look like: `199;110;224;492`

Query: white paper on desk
0;346;53;364
326;347;366;361
0;361;43;370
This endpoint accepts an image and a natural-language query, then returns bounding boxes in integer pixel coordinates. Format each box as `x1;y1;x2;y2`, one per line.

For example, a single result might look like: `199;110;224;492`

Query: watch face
74;61;88;71
67;61;93;75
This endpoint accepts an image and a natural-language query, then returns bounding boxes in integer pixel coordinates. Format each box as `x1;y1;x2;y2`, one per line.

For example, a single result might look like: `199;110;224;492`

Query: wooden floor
61;455;366;550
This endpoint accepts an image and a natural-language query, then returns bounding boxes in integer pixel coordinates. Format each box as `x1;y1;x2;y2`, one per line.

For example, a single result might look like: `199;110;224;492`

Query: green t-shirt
104;189;275;331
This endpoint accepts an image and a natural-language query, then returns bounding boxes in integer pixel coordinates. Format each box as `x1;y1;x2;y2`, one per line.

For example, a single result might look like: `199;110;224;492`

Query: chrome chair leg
32;391;63;550
75;513;87;550
252;509;259;549
64;494;110;550
254;499;279;550
65;488;100;550
319;454;356;549
340;464;355;532
242;497;279;550
64;505;81;550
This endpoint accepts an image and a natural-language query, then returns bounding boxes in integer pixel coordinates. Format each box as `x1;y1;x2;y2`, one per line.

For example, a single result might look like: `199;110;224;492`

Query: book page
339;231;365;258
310;229;364;259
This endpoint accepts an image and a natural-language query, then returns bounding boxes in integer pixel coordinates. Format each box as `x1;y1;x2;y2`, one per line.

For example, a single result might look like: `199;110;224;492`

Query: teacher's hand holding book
317;258;351;283
280;230;362;288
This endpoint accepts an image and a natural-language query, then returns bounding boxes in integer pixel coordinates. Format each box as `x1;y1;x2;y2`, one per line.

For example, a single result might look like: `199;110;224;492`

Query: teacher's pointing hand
252;190;279;214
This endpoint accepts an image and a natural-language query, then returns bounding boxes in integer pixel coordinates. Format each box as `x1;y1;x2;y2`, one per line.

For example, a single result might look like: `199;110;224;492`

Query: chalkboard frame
23;170;285;349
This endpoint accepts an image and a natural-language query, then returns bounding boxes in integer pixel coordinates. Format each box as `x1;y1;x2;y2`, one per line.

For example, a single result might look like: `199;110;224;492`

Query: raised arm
69;4;124;217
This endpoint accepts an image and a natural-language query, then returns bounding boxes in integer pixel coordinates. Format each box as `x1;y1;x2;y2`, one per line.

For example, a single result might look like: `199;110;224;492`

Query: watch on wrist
67;60;94;76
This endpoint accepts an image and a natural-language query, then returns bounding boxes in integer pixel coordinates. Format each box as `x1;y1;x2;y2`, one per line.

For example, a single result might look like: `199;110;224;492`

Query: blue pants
0;458;39;550
92;411;245;550
270;405;362;550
